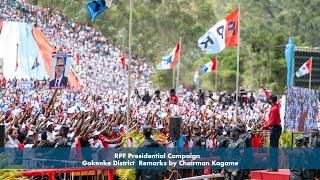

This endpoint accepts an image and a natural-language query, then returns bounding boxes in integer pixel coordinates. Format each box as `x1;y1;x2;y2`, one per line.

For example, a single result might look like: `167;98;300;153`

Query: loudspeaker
169;116;182;140
0;125;5;147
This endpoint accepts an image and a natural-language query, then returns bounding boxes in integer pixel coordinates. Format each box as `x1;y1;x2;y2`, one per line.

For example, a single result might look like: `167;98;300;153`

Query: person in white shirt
5;128;20;148
46;122;56;142
89;131;103;162
5;128;20;164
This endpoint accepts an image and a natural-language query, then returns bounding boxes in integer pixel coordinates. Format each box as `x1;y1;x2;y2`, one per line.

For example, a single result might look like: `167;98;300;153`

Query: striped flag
198;8;239;54
295;57;312;78
202;58;217;73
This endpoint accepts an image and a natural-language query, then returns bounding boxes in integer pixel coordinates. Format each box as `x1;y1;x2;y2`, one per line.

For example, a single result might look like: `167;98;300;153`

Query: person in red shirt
167;89;178;104
252;131;262;148
261;94;282;172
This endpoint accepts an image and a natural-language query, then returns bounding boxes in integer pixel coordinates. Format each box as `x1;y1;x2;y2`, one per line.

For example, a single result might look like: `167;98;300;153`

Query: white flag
295;57;312;78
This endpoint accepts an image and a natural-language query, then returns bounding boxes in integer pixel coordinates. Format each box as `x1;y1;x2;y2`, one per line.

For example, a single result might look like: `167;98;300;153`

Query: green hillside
37;0;320;94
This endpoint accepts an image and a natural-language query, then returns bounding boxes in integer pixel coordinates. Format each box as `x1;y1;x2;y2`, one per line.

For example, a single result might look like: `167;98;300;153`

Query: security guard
215;126;225;147
239;124;252;147
289;136;312;180
310;129;320;148
193;125;206;148
310;129;320;179
219;127;231;148
225;126;245;180
302;134;311;148
135;126;165;180
239;124;253;179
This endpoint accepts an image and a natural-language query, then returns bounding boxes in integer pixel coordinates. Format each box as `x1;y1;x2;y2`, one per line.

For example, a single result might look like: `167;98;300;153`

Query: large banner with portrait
49;53;72;89
285;86;319;132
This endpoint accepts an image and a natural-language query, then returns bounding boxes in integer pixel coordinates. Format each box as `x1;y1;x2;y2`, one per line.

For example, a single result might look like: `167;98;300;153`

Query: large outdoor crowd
2;0;320;179
0;0;155;94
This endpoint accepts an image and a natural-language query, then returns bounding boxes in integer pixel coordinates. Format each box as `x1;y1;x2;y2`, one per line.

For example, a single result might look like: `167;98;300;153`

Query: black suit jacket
49;76;68;87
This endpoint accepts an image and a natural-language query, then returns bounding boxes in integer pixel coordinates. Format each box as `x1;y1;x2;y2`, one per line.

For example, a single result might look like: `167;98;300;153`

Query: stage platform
250;169;289;180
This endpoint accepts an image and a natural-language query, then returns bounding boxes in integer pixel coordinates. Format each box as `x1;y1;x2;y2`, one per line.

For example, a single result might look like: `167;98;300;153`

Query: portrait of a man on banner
49;54;71;89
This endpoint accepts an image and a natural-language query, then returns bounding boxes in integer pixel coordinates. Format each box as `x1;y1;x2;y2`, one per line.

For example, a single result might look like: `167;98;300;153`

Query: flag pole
176;37;181;90
126;0;133;131
309;57;312;91
172;68;175;89
197;66;200;91
16;43;19;72
235;3;240;123
215;58;218;93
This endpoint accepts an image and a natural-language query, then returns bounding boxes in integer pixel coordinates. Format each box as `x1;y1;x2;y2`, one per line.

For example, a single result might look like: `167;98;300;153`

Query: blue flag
285;38;295;87
86;0;112;21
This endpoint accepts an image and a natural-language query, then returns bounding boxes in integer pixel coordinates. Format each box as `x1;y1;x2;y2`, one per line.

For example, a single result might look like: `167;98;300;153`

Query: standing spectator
262;94;281;172
168;89;178;104
142;91;151;105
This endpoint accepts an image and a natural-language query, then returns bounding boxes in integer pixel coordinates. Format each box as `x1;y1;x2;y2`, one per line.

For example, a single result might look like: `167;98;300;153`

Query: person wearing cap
289;136;312;180
214;126;225;147
261;92;281;172
223;126;245;180
302;134;311;148
135;126;165;180
192;125;206;148
219;127;231;148
54;125;71;148
46;121;55;142
213;126;227;175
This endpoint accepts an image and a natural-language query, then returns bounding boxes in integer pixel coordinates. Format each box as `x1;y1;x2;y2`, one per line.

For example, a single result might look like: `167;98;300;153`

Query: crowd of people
0;80;283;179
2;0;320;180
0;0;155;94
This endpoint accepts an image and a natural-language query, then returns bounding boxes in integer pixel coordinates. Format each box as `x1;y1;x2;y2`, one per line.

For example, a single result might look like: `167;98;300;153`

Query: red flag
211;58;217;71
120;56;126;69
173;40;181;62
225;8;239;47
